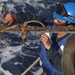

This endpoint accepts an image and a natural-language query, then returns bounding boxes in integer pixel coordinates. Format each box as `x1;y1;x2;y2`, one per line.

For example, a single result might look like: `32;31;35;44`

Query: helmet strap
66;22;71;26
66;22;75;26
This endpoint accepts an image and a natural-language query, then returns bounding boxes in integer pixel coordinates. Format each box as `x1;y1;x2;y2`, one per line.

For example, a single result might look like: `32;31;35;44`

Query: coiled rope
21;20;45;46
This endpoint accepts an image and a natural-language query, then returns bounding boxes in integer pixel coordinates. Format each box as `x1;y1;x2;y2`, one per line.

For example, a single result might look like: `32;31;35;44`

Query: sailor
40;2;75;75
4;11;47;26
4;2;75;75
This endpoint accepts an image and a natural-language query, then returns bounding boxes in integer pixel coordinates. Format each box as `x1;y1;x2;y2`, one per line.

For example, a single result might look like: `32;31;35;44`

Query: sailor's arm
40;33;61;55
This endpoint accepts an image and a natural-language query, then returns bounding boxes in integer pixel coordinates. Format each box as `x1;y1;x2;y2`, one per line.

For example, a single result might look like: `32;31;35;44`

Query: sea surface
0;0;75;75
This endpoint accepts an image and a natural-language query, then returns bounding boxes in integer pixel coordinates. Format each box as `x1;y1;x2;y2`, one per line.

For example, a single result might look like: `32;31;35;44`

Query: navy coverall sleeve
46;47;62;71
14;12;46;24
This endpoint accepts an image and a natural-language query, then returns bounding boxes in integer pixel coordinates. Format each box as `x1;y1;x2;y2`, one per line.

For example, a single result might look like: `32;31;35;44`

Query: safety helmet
54;2;75;23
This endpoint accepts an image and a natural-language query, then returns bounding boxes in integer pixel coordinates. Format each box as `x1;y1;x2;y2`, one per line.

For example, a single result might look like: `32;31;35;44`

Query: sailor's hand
4;13;16;25
40;33;51;50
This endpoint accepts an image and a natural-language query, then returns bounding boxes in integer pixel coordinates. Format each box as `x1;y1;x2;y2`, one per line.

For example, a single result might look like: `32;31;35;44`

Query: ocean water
0;0;75;75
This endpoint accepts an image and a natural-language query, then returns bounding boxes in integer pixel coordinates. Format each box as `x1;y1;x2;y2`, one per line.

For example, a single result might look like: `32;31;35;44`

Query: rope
23;20;45;27
0;25;18;45
21;57;40;75
0;6;6;21
0;33;10;44
0;25;17;32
